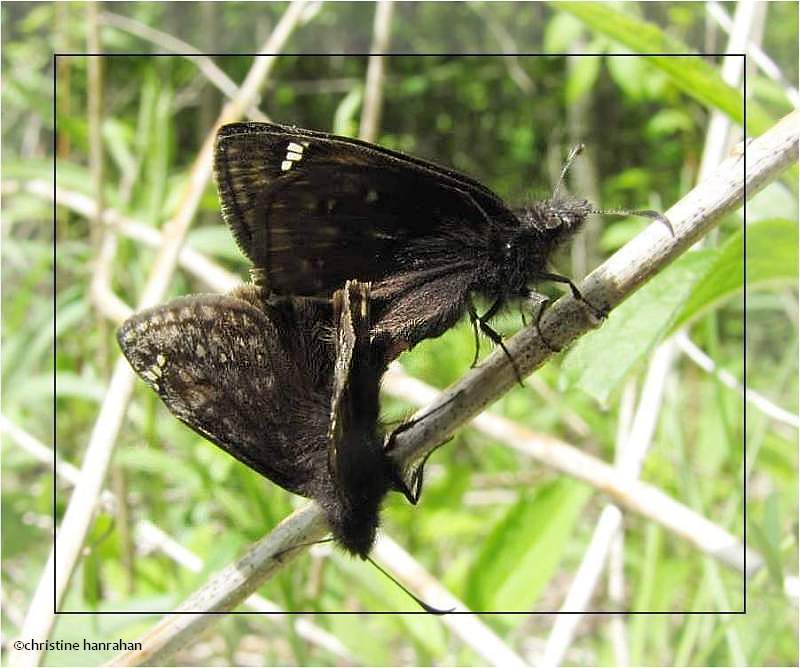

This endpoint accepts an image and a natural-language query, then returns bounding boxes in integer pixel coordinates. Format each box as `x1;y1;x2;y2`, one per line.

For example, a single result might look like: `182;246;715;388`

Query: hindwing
117;290;331;497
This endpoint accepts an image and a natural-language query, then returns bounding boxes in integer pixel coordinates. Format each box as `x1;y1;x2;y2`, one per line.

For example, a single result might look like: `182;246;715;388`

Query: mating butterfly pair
118;121;614;558
118;280;411;558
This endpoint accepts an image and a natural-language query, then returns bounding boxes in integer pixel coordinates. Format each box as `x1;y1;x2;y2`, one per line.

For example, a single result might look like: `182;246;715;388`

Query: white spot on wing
281;142;305;172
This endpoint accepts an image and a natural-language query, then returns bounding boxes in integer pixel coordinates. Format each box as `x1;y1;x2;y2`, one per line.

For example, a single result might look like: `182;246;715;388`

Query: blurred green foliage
2;2;797;666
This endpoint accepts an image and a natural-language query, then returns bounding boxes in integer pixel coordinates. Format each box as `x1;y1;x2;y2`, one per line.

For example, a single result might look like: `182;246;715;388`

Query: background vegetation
2;1;797;666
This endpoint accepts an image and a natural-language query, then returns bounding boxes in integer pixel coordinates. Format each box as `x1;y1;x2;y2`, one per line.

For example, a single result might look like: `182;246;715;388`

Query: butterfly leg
385;392;462;503
467;298;523;385
479;297;503;323
533;271;607;320
525;290;560;353
475;318;524;386
473;297;526;385
467;296;523;385
467;297;505;367
389;448;436;505
467;299;482;367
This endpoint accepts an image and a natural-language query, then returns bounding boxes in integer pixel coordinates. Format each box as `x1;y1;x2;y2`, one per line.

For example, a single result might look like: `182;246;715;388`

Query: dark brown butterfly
213;122;660;367
117;281;408;558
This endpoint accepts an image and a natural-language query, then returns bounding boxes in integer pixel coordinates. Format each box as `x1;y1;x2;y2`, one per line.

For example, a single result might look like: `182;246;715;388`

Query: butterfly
212;122;644;368
117;280;411;558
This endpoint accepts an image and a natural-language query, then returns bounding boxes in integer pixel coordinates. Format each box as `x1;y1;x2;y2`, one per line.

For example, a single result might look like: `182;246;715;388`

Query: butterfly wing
213;122;518;296
117;290;332;498
233;287;337;393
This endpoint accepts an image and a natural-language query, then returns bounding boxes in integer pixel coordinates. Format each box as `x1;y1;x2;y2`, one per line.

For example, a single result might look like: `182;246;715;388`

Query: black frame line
52;51;748;617
742;59;747;615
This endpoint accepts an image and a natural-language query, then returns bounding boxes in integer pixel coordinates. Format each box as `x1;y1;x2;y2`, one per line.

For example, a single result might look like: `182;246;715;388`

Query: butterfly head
498;196;593;284
522;196;592;241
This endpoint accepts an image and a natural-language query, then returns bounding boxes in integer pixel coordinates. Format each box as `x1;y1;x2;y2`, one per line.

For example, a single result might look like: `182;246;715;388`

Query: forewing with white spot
213;122;517;297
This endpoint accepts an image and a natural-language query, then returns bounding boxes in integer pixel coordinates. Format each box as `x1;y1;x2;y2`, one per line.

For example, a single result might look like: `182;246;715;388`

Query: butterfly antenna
366;555;454;615
552;143;585;201
589;207;674;236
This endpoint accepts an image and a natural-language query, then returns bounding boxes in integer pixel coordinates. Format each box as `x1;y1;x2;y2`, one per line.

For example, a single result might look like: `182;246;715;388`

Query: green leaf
83;514;116;609
562;250;715;404
606;54;649;100
673;219;796;330
748;492;783;589
142;84;173;225
53;372;107;402
103;118;137;178
333;86;363;137
116;444;204;492
465;479;592;610
565;54;601;103
1;491;40;559
186;225;246;263
746;218;798;286
599;217;650;252
212;486;264;535
630;523;663;662
645;109;695;138
748;182;798;222
557;3;773;134
543;12;585;53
